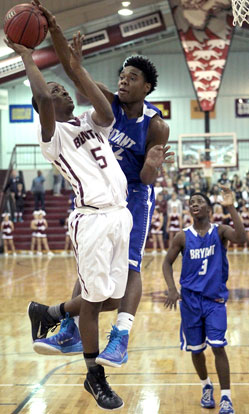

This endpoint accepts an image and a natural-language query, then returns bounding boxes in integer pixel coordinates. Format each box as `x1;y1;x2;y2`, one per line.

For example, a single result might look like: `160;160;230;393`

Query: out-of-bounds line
0;269;47;289
11;358;82;414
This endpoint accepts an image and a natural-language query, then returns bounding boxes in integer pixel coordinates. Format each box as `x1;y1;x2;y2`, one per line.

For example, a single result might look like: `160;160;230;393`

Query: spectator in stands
4;170;24;210
31;170;46;211
167;192;182;216
218;172;229;186
1;212;16;257
52;164;63;196
14;182;26;222
240;204;249;252
230;173;242;191
155;193;167;216
154;181;163;199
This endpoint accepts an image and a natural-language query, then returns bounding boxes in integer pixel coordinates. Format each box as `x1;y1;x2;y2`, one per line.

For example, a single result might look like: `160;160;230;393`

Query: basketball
4;3;48;48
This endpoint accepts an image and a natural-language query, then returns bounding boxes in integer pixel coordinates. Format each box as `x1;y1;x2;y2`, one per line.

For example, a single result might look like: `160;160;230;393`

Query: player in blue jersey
28;1;174;365
163;187;246;414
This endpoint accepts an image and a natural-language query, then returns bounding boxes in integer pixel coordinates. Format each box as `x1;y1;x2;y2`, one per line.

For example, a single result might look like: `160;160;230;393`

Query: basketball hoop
201;160;213;178
231;0;249;26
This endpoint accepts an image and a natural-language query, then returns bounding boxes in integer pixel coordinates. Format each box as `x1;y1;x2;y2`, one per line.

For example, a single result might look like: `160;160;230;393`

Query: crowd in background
149;166;249;254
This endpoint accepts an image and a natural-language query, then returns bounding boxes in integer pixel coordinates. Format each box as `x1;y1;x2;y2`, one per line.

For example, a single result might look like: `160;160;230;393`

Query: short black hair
32;81;55;114
190;192;212;208
122;55;158;95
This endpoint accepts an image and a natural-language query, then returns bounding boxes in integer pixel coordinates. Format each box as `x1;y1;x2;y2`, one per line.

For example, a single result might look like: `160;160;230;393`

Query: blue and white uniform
179;224;229;353
109;95;162;272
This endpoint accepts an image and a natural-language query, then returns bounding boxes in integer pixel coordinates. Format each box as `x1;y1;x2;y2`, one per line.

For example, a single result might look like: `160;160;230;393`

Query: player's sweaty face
48;83;74;109
189;195;209;217
118;66;150;103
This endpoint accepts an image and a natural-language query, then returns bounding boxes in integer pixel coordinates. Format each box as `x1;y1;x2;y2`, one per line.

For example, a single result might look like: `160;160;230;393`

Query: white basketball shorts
69;206;133;302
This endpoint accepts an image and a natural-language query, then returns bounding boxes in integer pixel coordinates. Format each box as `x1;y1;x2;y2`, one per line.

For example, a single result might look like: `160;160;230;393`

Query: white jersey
38;109;127;209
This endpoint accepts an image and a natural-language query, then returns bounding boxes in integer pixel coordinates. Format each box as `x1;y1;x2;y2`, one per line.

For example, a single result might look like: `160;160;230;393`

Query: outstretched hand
164;288;181;310
31;0;57;31
220;185;234;207
68;32;84;70
145;145;175;169
4;37;33;56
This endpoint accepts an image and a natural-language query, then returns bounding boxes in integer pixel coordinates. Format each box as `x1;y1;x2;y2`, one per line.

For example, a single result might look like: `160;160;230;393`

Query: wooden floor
0;251;248;414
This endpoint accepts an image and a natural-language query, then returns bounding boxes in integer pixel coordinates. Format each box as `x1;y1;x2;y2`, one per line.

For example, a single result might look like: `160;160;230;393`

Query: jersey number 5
199;258;208;275
91;147;107;169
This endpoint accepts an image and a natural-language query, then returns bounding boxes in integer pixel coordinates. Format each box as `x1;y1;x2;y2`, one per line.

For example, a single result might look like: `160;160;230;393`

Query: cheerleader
30;211;39;255
36;210;54;257
212;204;224;226
166;206;182;248
1;212;16;256
150;206;166;255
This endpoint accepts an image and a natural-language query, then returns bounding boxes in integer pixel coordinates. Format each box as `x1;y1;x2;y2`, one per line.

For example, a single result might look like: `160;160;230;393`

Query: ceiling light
118;8;133;16
122;1;131;6
23;79;30;87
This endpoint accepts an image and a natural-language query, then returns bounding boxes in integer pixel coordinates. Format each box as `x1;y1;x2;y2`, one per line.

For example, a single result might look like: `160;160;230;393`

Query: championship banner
168;0;234;112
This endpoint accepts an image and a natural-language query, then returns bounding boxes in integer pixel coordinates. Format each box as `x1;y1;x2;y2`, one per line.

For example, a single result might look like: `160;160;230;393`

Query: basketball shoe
84;365;124;410
28;301;59;341
219;396;235;414
96;325;129;368
33;314;83;355
201;383;215;408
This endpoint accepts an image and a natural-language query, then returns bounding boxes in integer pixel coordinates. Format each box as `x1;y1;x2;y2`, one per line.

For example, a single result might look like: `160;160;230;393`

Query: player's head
118;55;158;103
32;82;74;117
189;192;212;219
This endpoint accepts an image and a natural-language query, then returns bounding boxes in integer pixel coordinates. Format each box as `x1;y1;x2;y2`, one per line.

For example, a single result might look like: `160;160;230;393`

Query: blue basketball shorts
180;288;228;353
127;183;155;272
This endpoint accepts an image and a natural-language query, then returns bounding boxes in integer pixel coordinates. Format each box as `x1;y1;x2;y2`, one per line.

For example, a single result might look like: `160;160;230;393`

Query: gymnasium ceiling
0;0;249;85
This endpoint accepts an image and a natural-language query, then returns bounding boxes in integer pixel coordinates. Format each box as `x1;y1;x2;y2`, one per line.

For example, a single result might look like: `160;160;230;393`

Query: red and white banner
168;0;234;112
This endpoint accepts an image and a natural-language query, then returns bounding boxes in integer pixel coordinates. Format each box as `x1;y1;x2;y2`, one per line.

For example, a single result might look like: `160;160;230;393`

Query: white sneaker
37;251;43;256
243;247;248;253
60;251;67;256
28;251;34;256
13;252;17;257
152;250;157;256
161;249;167;255
47;251;54;257
4;253;8;257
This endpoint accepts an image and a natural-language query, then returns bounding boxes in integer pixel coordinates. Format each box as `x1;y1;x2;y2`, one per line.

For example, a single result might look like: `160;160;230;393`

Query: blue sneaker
33;314;83;355
219;396;235;414
96;325;129;368
201;384;215;408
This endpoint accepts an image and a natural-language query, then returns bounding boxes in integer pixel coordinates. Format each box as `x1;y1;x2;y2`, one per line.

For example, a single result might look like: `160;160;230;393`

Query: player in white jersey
5;33;133;411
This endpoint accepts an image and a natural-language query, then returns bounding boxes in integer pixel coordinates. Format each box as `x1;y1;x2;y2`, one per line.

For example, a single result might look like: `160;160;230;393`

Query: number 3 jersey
180;224;229;301
38;109;127;209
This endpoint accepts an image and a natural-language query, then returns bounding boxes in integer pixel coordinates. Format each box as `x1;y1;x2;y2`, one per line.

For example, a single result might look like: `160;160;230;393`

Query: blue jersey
109;95;162;185
180;224;229;300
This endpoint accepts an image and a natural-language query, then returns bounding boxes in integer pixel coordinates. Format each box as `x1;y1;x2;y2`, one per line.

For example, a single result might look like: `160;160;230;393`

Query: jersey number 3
199;258;208;275
91;147;107;169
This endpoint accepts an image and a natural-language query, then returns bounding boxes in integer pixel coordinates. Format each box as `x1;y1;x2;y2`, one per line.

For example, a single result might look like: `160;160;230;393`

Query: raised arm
140;115;174;185
4;39;55;142
69;33;114;127
163;231;185;310
32;0;114;103
218;186;246;245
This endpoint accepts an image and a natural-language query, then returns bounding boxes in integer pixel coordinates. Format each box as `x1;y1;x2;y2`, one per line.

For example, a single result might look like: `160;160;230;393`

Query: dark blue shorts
127;183;155;272
180;288;227;353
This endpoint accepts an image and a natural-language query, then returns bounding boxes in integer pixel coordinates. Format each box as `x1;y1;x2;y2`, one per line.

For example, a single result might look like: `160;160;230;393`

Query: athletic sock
116;312;134;333
201;377;212;387
221;389;231;400
84;351;99;370
48;302;66;321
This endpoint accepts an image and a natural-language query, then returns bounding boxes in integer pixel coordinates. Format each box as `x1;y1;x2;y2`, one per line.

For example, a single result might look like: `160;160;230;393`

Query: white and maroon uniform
183;214;191;229
168;213;181;232
151;212;163;235
38;109;132;302
213;213;224;226
36;219;47;238
2;221;13;239
241;212;249;231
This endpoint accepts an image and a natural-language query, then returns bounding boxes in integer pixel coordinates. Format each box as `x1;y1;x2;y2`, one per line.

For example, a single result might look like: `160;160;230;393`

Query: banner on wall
168;0;234;112
151;101;171;119
191;100;216;119
9;105;33;123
